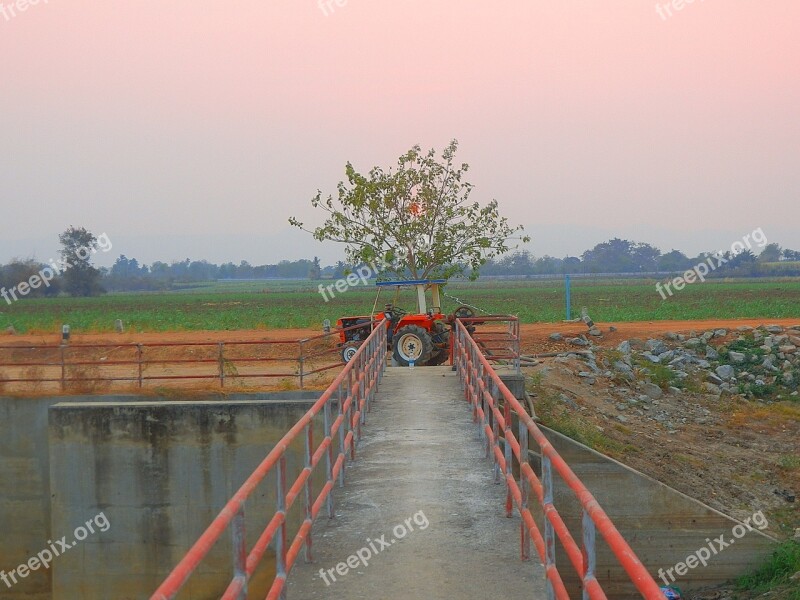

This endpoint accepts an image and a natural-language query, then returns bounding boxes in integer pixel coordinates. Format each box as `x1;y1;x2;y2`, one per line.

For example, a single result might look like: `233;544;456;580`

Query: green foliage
290;140;529;280
736;541;800;598
58;227;104;297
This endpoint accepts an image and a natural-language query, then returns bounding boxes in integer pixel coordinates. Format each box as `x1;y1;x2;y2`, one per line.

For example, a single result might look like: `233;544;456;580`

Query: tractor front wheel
341;341;361;364
392;325;433;366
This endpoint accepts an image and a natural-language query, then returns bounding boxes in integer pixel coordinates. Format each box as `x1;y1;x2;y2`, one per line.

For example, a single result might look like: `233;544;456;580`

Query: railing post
337;382;346;487
231;505;247;600
324;397;335;516
304;423;313;562
218;343;225;388
137;343;143;389
492;380;501;482
542;454;556;600
276;455;287;600
582;509;596;600
504;401;513;517
519;421;530;561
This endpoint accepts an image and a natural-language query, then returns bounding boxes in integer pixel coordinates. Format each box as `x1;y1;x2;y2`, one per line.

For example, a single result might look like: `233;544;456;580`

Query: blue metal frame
375;279;446;287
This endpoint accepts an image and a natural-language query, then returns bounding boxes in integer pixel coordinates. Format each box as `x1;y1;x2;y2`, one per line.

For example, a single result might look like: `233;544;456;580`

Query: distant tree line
2;236;799;299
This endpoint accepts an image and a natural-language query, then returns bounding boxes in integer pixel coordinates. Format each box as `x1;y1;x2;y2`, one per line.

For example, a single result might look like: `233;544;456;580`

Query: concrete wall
0;393;321;600
529;426;777;598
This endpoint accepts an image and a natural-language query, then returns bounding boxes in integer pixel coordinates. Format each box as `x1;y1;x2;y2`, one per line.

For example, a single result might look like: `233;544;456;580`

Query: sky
1;1;798;268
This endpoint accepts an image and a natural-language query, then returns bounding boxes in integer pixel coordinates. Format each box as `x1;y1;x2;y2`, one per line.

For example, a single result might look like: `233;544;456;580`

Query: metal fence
150;319;388;600
453;318;664;599
0;322;377;392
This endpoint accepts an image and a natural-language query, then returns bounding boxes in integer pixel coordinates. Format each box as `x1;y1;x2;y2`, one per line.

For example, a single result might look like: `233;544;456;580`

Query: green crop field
1;278;799;334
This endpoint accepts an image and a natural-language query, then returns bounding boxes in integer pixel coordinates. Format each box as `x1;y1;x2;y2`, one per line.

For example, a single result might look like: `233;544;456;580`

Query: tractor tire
392;325;433;366
340;341;362;364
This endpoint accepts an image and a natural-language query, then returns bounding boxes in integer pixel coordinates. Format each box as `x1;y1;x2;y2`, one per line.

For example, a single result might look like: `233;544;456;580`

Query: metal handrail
452;319;664;599
150;320;388;600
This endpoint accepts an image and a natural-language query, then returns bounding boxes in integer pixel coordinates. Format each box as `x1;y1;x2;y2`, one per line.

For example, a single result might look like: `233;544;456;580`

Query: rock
702;331;715;342
609;326;617;332
790;336;800;346
696;359;711;369
737;325;753;332
705;347;719;360
588;327;603;337
616;403;627;411
794;527;800;541
616;341;631;354
684;338;703;348
569;337;590;347
716;365;735;381
707;373;724;385
616;415;628;423
646;339;668;355
114;319;124;333
642;383;663;400
766;325;784;333
641;352;661;364
558;394;579;409
664;331;679;341
783;372;795;385
668;386;682;395
549;333;563;341
629;338;647;350
658;350;675;362
780;345;797;354
714;329;728;338
728;351;746;364
613;361;634;380
703;382;721;394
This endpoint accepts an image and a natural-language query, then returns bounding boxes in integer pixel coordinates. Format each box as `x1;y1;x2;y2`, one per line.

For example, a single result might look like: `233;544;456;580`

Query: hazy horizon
2;2;798;268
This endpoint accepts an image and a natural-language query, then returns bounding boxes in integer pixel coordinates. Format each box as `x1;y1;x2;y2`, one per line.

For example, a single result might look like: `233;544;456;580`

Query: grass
736;541;800;599
0;278;799;334
526;374;629;456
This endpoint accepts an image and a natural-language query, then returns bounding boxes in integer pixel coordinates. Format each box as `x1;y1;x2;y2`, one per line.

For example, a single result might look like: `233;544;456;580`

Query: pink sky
1;1;798;264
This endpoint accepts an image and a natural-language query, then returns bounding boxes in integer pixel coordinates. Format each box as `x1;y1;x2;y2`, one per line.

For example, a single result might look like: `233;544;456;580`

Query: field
1;278;800;334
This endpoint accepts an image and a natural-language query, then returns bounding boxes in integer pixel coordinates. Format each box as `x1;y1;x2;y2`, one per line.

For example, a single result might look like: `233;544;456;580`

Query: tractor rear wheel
392;325;433;366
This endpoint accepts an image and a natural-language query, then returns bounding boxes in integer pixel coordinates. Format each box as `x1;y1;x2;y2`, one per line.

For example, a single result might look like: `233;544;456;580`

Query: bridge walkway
286;366;546;599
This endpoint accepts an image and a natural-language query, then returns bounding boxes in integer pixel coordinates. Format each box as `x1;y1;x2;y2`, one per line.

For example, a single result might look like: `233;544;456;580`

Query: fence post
218;343;225;388
276;456;287;600
137;344;143;389
582;509;596;600
519;421;530;561
298;340;305;390
542;454;556;600
231;505;247;600
304;423;313;562
324;397;335;516
60;345;66;392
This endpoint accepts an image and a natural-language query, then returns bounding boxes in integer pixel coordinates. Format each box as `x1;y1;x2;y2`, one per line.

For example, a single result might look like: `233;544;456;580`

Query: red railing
0;321;376;391
149;319;387;600
453;318;664;600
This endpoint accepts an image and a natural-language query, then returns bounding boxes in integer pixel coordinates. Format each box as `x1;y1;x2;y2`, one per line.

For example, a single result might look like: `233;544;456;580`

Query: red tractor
335;279;476;366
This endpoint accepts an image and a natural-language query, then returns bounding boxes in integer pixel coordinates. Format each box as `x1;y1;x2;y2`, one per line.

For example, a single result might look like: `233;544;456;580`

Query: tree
58;227;104;297
289;140;529;280
309;256;322;280
758;243;782;263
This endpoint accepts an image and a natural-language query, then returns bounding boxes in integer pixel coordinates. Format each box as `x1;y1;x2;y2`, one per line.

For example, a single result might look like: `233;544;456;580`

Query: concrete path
286;366;545;599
